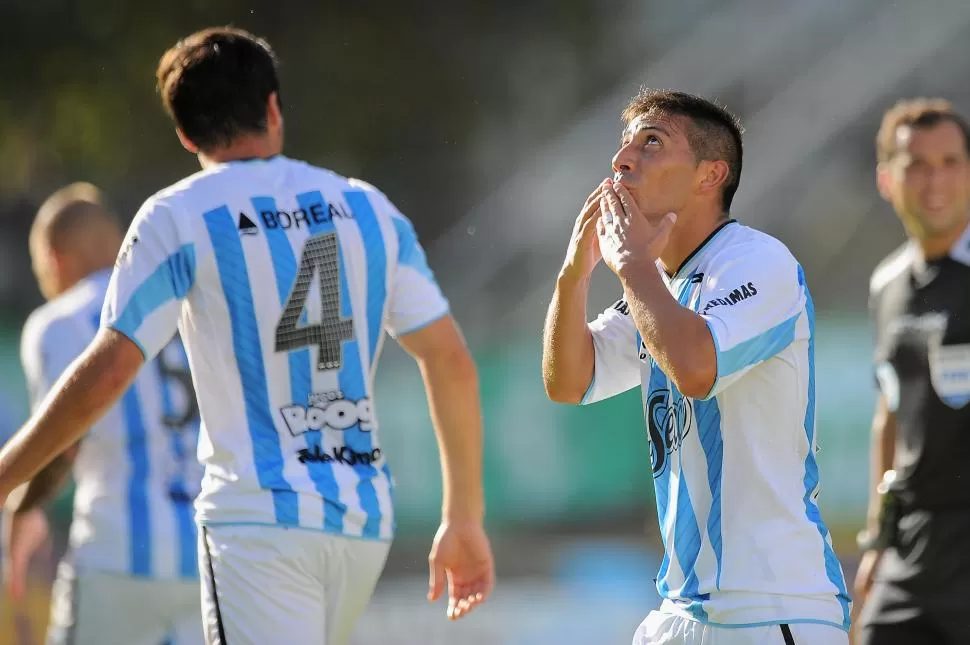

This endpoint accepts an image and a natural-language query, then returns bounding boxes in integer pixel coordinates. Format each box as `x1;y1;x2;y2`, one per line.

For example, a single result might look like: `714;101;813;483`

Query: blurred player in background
853;99;970;645
2;183;203;645
542;89;850;645
0;27;493;645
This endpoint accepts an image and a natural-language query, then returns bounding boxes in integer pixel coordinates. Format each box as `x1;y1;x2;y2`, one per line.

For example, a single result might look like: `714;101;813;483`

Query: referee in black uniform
854;98;970;644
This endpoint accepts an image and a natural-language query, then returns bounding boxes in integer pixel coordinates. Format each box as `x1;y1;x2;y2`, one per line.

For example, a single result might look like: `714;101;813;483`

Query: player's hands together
560;179;610;281
597;179;676;277
2;506;51;603
427;519;495;621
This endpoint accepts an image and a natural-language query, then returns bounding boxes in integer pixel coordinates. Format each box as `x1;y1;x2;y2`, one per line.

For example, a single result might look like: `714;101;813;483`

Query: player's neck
197;135;283;168
658;210;731;277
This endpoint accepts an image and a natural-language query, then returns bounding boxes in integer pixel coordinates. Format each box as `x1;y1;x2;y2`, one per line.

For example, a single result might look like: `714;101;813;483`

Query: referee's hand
427;520;495;621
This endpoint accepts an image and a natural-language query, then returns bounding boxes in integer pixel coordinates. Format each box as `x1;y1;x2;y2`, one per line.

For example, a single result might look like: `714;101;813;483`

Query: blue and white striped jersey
101;156;449;541
21;269;201;579
583;221;850;630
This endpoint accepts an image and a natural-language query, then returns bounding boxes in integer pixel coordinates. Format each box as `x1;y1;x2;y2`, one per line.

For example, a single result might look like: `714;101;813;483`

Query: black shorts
859;509;970;645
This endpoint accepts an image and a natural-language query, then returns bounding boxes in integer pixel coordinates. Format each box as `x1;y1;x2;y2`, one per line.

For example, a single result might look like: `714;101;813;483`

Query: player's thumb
428;555;446;602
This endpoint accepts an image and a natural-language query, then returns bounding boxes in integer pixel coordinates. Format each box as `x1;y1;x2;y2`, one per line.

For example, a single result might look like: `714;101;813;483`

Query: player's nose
611;143;635;175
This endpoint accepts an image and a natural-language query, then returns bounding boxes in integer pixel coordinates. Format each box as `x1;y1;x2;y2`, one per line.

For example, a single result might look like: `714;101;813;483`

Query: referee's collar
948;220;970;267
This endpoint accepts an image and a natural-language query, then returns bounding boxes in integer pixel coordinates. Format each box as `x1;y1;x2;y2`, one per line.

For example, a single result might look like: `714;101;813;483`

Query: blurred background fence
4;0;970;642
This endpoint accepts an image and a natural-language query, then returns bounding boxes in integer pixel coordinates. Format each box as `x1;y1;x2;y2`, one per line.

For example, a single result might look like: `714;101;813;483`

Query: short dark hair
876;98;970;164
156;27;280;151
622;88;744;212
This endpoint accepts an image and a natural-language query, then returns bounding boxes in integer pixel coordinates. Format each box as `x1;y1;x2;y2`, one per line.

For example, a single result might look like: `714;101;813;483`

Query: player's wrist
557;263;592;288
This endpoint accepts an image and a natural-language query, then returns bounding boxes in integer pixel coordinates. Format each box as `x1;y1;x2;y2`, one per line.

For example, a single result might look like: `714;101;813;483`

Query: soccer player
0;27;493;645
853;99;970;645
542;89;851;645
2;183;203;645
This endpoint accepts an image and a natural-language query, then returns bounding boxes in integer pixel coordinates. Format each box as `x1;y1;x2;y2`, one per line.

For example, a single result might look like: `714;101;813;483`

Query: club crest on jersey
646;385;693;478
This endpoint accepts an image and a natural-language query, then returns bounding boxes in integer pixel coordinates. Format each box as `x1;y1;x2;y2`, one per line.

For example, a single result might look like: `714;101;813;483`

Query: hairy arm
541;273;595;404
0;329;144;503
617;263;716;399
398;315;484;522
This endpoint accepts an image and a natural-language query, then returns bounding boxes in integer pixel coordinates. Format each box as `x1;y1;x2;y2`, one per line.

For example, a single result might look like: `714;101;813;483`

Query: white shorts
199;524;390;645
46;560;202;645
633;611;849;645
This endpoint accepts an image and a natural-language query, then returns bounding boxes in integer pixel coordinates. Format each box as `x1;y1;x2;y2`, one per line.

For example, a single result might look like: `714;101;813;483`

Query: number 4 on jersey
275;233;354;370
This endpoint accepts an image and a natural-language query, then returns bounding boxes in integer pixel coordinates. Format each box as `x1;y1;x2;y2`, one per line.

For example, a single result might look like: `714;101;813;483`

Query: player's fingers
602;185;627;224
581;178;611;211
427;554;445;602
613;182;641;219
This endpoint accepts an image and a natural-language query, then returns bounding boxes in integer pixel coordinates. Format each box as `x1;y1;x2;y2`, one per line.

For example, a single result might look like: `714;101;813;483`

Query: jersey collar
949;220;970;267
665;219;738;281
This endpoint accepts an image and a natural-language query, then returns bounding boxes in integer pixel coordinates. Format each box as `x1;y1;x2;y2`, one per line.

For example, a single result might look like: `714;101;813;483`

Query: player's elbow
668;361;715;400
422;344;478;387
542;372;586;405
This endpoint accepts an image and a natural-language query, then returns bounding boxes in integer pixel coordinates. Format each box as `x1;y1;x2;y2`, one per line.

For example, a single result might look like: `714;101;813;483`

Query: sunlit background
3;0;970;642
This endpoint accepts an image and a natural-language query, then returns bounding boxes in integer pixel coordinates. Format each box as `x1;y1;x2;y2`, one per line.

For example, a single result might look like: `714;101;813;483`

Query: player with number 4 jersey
0;27;494;645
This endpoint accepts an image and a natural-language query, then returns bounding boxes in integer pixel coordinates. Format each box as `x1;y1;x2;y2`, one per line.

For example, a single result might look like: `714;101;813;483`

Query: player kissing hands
596;180;676;277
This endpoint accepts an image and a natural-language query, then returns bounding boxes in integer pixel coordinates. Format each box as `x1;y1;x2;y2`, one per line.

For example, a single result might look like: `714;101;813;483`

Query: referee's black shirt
869;223;970;510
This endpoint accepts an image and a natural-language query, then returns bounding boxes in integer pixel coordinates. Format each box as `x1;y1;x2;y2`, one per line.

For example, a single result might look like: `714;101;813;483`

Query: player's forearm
0;332;137;501
618;261;715;398
866;396;897;535
4;448;76;515
541;273;595;404
420;349;485;523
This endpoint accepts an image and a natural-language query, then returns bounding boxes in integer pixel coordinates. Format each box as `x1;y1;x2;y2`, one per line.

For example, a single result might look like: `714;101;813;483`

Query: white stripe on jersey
101;156;449;541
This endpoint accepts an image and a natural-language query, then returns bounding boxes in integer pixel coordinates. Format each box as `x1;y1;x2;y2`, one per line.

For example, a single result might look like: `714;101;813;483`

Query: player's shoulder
22;274;103;353
869;242;914;296
705;222;799;274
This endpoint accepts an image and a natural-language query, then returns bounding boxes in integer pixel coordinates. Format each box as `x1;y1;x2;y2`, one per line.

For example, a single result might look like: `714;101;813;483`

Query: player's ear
176;128;199;155
697;159;729;195
876;162;893;202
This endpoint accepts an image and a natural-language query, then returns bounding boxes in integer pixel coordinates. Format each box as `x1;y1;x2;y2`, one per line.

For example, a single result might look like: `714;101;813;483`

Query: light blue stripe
695;397;723;589
687;276;725;591
798;266;851;629
155;355;196;578
672;443;706;620
344;191;387;371
295;191;349;533
204;206;298;526
121;386;151;576
112;244;196;356
170;340;199;578
313;190;380;538
716;311;799;379
392;216;434;280
647;361;671;598
343;191;385;537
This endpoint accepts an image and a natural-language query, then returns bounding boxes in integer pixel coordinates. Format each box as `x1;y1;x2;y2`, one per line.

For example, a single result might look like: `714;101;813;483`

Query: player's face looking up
879;119;970;241
612;114;700;224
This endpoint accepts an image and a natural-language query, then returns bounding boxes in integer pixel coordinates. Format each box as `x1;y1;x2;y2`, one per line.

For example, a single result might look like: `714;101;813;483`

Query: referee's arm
866;394;897;538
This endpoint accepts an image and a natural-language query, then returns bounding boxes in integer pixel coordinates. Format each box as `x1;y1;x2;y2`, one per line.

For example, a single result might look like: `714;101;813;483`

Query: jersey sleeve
582;298;642;405
20;314;91;412
384;212;450;337
101;197;196;361
698;242;806;399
